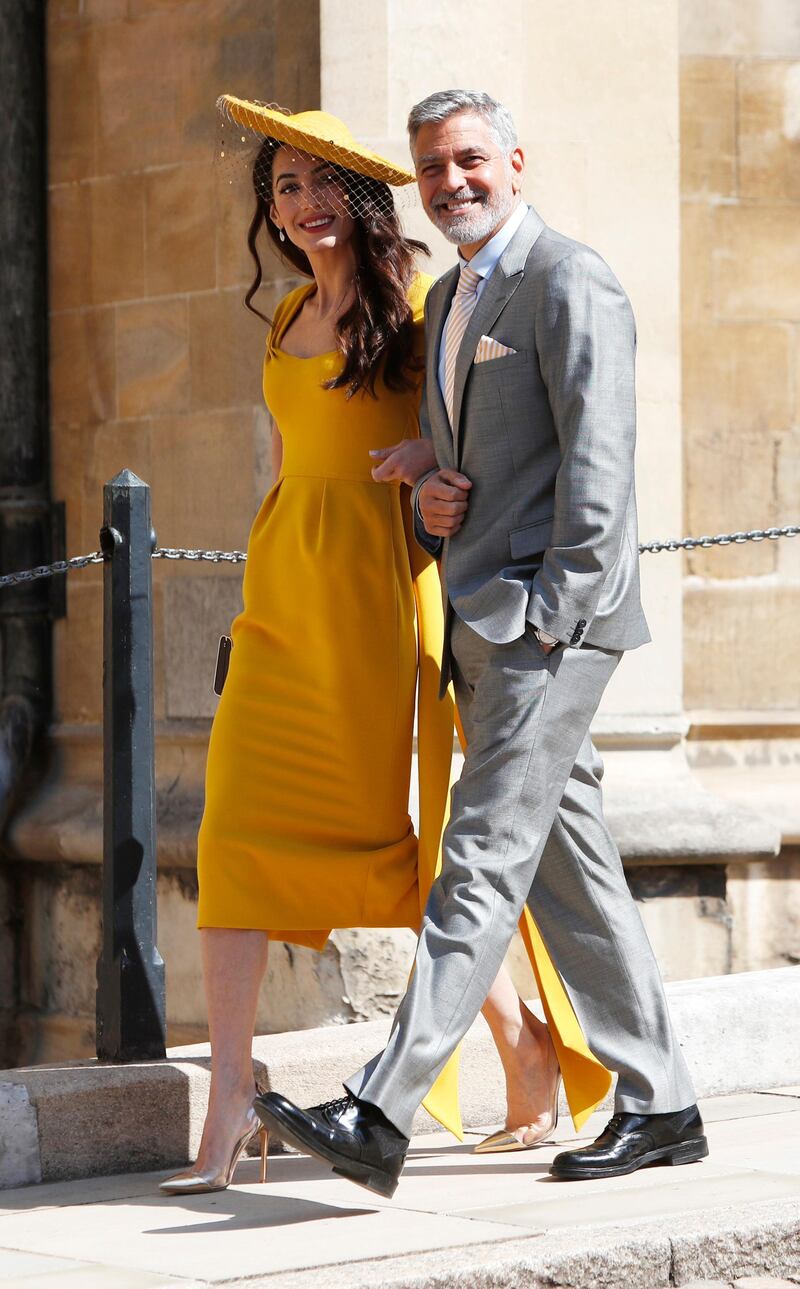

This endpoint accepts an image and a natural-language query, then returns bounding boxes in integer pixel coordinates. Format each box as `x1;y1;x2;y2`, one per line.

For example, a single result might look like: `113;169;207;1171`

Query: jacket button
578;619;587;627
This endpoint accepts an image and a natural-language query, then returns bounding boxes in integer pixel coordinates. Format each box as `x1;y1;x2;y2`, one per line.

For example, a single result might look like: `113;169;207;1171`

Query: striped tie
443;263;481;429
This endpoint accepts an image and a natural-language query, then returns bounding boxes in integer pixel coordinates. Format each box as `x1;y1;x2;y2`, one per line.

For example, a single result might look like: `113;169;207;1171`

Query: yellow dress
197;273;611;1136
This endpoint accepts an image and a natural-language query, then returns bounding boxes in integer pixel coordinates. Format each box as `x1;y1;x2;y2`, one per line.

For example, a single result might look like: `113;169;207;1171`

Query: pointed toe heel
474;1129;537;1155
159;1111;269;1195
473;1075;561;1154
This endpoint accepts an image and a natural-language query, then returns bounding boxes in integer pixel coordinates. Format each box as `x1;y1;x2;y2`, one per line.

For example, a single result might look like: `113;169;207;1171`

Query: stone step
1;966;798;1190
0;1092;798;1288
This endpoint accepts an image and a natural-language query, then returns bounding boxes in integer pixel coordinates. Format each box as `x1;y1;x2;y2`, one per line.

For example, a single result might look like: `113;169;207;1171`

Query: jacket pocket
509;516;554;559
472;347;529;372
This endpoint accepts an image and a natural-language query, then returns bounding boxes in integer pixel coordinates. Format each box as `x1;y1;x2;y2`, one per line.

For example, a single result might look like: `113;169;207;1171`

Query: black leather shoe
550;1104;708;1180
253;1091;408;1197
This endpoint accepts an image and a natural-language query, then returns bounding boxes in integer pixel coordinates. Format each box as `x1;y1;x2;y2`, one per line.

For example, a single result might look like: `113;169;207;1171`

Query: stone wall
0;0;321;1065
46;0;318;730
2;1;796;1067
6;848;799;1065
5;857;422;1063
680;0;800;709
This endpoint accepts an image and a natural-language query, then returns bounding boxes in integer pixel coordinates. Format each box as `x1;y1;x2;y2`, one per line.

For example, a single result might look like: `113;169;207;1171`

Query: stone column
321;0;683;720
676;0;800;977
320;0;779;989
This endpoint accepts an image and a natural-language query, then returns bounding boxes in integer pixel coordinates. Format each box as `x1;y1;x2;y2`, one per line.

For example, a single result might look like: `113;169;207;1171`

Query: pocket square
474;336;518;363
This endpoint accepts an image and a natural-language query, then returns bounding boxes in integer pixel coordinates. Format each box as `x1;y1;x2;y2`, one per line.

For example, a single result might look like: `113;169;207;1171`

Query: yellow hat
218;97;416;188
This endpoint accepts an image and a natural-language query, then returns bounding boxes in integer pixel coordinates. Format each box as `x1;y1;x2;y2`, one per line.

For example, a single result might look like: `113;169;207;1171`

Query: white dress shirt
437;199;529;398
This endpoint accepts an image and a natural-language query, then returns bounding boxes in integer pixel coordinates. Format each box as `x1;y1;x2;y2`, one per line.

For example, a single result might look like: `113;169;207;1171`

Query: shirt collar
458;201;529;280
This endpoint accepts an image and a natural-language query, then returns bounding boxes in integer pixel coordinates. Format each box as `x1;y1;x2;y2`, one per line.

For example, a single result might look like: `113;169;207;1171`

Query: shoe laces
606;1113;627;1137
317;1094;353;1119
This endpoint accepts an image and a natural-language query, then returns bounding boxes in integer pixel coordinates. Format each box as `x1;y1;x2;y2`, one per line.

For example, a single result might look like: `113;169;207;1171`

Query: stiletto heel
159;1106;264;1195
259;1127;269;1183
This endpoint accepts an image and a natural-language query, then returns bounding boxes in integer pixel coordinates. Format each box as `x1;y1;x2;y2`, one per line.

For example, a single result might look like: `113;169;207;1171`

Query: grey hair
407;90;518;156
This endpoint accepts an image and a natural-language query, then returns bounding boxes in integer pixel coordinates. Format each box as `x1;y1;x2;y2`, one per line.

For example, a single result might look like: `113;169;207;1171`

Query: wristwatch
534;626;559;647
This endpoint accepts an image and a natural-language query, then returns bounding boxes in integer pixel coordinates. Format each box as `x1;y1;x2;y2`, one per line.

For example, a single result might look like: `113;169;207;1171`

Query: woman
160;102;609;1195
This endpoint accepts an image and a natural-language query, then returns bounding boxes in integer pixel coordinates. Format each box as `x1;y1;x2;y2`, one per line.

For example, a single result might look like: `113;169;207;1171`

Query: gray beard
432;187;518;246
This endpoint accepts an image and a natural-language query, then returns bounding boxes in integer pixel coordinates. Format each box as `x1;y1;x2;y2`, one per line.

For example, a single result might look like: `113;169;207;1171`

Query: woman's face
270;146;355;254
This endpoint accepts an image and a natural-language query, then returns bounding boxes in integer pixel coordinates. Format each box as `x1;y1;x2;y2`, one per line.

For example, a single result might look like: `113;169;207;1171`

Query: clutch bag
213;635;232;695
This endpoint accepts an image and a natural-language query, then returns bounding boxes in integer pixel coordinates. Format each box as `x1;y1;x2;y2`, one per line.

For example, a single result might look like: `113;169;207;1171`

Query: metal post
96;470;166;1061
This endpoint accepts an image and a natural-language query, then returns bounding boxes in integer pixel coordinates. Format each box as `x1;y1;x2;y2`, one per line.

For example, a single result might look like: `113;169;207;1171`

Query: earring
279;228;285;243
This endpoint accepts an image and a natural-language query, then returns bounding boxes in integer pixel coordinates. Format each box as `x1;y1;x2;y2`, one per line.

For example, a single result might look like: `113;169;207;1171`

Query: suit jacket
411;205;650;691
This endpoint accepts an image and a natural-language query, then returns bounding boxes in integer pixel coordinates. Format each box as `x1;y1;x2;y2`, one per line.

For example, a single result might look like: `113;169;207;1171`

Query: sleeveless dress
197;273;611;1136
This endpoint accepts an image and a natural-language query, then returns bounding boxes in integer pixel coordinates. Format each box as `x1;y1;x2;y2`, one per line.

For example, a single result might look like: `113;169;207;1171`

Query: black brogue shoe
254;1090;408;1197
550;1104;708;1180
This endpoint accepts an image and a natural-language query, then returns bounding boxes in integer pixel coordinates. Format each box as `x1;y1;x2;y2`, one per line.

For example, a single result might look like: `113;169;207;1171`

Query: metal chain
0;550;105;589
638;523;799;555
1;524;798;589
151;547;247;564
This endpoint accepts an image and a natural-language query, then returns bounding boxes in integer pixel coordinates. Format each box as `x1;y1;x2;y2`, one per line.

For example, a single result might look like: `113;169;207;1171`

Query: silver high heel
159;1107;269;1194
473;1073;561;1153
474;1005;562;1154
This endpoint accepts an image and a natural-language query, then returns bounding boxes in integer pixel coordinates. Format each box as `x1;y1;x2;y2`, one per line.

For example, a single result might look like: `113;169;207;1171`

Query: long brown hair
244;137;429;398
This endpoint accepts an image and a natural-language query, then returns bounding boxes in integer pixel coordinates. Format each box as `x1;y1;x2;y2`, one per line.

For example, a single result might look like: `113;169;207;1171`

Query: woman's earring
279;228;285;243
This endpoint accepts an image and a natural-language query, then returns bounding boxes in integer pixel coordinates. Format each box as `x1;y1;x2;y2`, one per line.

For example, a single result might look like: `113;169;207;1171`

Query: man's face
412;111;523;251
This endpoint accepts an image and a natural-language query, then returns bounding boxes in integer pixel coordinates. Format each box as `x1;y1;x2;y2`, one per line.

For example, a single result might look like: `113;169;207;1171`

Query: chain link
151;547;247;564
1;524;798;589
0;550;105;589
638;523;800;555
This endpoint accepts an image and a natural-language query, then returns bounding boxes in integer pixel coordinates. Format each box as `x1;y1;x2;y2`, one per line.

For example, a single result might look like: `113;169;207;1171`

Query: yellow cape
406;503;612;1138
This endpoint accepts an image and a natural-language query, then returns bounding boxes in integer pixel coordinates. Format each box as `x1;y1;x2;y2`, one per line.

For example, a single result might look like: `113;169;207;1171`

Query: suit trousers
345;616;696;1137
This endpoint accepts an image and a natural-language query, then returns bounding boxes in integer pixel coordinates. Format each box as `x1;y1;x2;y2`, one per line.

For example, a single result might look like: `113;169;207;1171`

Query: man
255;89;707;1196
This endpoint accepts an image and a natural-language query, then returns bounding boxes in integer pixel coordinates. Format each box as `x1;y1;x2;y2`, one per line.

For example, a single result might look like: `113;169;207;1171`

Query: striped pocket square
474;335;517;363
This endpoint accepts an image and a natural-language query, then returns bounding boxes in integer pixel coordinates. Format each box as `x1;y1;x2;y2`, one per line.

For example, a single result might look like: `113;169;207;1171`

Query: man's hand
418;468;473;538
370;439;437;486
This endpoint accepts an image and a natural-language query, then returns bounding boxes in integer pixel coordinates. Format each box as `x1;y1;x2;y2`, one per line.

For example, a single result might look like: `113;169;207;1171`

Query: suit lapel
451;206;546;459
450;269;523;452
426;268;458;466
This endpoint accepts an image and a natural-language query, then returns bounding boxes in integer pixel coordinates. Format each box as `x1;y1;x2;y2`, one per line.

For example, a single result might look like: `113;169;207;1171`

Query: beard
430;183;517;245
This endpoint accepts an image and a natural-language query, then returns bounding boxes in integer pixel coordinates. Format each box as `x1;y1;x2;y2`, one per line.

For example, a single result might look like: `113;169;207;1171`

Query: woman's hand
369;438;437;486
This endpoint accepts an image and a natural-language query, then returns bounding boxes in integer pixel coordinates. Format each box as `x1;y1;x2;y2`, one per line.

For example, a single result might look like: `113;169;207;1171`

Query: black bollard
96;470;166;1061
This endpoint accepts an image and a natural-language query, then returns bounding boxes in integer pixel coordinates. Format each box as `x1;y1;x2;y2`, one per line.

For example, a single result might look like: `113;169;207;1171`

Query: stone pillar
673;1;800;987
679;0;800;708
320;0;780;997
321;0;683;721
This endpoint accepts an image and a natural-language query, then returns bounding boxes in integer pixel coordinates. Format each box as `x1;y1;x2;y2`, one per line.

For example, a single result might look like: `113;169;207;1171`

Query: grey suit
344;206;695;1136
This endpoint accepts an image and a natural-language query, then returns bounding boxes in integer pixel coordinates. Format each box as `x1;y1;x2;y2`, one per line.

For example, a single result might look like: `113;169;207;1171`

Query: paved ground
0;1090;798;1288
